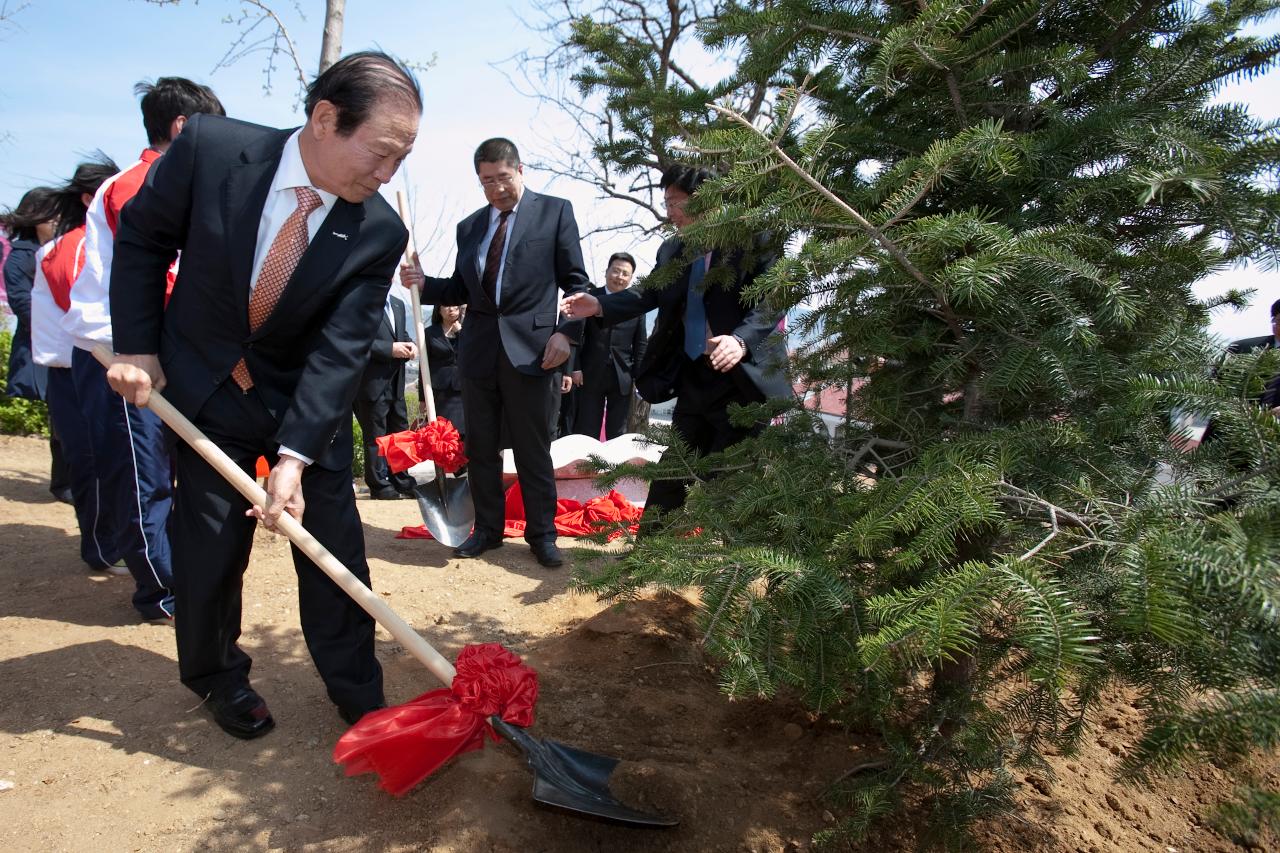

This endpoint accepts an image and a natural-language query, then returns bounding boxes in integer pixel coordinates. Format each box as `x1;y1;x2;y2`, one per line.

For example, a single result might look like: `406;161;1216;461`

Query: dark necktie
481;210;512;304
684;254;709;360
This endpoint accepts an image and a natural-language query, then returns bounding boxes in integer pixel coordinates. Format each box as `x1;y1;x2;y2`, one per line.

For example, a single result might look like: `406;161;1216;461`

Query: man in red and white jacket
60;77;224;622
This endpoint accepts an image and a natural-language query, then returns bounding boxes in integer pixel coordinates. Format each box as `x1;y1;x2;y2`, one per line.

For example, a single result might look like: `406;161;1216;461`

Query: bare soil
0;434;1275;852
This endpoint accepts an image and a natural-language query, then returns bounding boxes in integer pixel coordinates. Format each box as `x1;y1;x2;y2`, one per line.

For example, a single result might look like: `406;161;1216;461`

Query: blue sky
1;1;1276;341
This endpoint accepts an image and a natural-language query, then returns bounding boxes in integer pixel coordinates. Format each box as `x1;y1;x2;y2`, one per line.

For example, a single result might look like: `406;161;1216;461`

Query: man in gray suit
402;138;589;567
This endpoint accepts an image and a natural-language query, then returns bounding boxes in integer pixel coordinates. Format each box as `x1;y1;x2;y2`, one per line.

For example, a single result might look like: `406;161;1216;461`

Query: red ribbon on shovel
375;416;468;474
333;643;538;795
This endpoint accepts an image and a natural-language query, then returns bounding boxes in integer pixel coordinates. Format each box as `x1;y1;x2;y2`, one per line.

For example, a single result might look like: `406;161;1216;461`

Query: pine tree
560;0;1280;846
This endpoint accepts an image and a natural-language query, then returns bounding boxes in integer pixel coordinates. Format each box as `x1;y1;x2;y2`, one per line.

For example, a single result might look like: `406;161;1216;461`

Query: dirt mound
1;434;1276;852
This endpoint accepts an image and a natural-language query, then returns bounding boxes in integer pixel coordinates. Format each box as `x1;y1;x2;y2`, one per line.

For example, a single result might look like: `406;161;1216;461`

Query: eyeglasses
480;175;517;189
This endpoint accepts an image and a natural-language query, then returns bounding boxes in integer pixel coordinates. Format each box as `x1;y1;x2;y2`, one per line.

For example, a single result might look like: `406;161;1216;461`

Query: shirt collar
271;129;338;210
488;202;519;224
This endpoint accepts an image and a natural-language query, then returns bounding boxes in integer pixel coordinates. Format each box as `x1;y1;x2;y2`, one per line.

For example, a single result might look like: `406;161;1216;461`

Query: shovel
396;191;475;547
92;346;675;827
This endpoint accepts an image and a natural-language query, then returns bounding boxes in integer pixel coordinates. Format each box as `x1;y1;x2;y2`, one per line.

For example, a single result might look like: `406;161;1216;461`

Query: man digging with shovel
105;52;421;739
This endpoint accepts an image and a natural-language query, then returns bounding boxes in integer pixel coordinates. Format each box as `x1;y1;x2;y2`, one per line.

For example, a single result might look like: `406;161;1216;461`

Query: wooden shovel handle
395;191;437;423
92;344;459;685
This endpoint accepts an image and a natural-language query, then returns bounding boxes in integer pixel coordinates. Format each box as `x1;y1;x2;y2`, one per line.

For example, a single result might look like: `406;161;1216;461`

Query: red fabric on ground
333;643;538;796
397;482;642;541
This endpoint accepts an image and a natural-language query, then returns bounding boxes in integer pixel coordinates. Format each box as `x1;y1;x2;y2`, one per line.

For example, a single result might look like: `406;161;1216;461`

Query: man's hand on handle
106;354;166;407
247;456;307;532
399;251;424;291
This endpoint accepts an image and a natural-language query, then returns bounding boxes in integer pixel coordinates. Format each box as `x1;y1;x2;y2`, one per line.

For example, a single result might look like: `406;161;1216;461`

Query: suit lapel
223;129;293;325
249;199;364;340
392;297;406;341
504;189;537;260
460;208;493;304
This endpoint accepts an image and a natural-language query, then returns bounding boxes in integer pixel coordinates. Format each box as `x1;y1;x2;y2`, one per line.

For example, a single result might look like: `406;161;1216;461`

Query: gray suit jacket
419;189;590;377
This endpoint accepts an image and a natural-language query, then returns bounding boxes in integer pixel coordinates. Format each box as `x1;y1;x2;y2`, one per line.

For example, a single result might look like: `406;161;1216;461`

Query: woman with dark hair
32;157;124;572
424;303;466;436
3;187;58;398
2;185;68;501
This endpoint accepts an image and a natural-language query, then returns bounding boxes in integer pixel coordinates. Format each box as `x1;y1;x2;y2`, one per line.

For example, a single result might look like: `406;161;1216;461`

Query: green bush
352;414;364;478
0;329;50;436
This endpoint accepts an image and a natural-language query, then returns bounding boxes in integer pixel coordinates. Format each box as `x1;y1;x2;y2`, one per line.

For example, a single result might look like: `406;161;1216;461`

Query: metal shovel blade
412;471;475;548
490;717;678;828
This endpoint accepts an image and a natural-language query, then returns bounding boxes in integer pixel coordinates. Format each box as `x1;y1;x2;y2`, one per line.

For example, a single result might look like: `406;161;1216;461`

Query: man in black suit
402;138;590;568
561;165;791;526
105;52;421;739
355;292;417;498
1228;298;1280;412
573;251;647;440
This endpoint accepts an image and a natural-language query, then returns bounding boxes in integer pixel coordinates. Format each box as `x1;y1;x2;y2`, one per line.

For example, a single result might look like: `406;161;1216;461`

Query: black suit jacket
424;322;465;430
3;238;45;399
1228;335;1276;355
358;295;411;402
599;235;791;404
1228;334;1280;408
419;189;589;377
578;284;647;395
110;114;408;469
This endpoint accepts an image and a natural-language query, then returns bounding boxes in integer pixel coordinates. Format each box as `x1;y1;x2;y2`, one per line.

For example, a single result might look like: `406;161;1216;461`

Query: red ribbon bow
332;643;538;796
375;417;468;474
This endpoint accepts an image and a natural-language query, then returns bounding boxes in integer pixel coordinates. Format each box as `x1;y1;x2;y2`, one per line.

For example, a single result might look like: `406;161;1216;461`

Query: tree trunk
318;0;345;73
627;392;650;434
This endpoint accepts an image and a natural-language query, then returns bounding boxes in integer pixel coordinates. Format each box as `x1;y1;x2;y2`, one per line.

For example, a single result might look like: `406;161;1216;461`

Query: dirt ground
1;433;1275;852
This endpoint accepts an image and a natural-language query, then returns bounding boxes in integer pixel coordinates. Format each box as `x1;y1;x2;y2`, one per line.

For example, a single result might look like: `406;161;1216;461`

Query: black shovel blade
412;472;474;548
490;717;678;828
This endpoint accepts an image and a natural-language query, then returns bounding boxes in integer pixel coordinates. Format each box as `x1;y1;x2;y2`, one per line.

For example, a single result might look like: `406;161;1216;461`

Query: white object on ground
505;432;666;480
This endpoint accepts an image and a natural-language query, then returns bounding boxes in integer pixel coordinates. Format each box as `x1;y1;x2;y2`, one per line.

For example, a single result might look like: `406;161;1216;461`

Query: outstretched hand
560;292;600;320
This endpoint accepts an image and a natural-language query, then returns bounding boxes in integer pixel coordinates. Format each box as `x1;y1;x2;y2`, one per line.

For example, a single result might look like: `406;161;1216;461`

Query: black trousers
171;380;383;712
353;393;415;493
462;344;558;543
643;357;765;524
576;382;632;441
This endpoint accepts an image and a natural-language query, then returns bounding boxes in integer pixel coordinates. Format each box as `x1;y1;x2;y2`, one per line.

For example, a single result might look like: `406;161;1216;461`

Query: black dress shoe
338;702;388;726
206;686;275;740
530;541;564;568
370;487;400;500
453;531;504;558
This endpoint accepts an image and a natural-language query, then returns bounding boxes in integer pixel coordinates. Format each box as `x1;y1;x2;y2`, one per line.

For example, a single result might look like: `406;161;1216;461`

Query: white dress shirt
250;129;337;291
476;202;518;305
252;129;337;467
